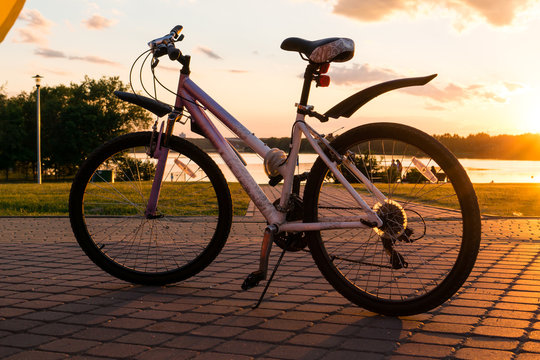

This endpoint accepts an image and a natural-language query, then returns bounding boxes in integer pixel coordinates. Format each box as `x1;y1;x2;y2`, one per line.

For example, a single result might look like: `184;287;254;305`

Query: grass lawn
473;183;540;217
1;182;540;217
0;182;250;216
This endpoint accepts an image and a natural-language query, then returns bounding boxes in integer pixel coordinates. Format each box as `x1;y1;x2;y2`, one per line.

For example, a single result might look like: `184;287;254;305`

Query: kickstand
253;236;293;309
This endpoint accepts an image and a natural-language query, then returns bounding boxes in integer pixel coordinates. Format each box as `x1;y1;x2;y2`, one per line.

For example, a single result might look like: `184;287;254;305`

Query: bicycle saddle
281;37;354;63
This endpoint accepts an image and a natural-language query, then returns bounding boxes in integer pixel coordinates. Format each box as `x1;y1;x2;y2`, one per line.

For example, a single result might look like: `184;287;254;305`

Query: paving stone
521;341;540;353
38;338;101;353
287;333;345;348
163;334;224;351
472;325;525;338
30;323;84;336
190;352;253;360
135;347;197;360
0;346;21;359
395;343;455;358
238;329;294;343
116;331;175;346
454;347;514;360
144;321;199;334
463;336;519;351
72;327;128;341
341;338;397;353
189;324;246;338
103;317;155;330
3;216;540;359
321;351;386;360
0;319;43;332
266;344;325;360
86;342;149;358
0;333;55;348
515;353;540;360
3;350;69;360
213;340;275;356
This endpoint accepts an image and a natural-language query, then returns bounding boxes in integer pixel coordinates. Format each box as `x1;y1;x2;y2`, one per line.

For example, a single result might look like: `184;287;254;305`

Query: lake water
208;153;540;184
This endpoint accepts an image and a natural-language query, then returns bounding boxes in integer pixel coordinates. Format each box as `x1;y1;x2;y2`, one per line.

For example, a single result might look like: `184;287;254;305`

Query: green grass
0;182;251;216
0;183;72;216
473;183;540;217
1;182;540;217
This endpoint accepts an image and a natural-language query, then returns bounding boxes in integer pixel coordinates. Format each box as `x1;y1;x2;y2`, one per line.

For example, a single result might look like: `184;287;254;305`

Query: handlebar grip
167;45;181;61
153;45;168;58
170;25;183;39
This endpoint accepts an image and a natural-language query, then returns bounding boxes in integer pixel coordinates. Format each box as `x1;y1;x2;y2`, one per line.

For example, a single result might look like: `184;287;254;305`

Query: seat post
298;63;318;107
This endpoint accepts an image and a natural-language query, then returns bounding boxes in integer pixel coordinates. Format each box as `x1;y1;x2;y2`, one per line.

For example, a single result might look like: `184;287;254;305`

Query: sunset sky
2;0;540;137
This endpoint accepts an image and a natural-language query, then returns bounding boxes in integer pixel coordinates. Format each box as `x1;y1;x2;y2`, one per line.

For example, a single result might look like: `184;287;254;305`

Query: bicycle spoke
75;133;228;280
306;124;478;313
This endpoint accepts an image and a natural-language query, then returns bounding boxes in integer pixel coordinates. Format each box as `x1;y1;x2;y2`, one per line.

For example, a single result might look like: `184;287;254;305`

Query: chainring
273;194;308;252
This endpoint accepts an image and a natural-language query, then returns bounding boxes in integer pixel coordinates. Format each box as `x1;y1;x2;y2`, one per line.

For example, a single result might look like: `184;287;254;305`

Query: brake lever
151;57;159;69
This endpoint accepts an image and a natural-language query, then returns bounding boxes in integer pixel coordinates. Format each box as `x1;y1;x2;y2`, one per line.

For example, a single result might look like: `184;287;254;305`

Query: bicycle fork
145;113;179;218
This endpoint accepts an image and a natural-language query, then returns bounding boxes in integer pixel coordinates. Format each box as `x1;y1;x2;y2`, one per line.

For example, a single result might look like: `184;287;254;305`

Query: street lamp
32;74;43;184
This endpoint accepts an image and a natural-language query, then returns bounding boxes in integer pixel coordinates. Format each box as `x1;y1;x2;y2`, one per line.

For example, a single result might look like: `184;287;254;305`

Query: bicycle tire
303;123;481;316
69;132;232;285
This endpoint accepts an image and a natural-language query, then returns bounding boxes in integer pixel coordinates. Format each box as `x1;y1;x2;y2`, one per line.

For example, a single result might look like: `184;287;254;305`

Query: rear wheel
304;123;481;316
69;132;232;285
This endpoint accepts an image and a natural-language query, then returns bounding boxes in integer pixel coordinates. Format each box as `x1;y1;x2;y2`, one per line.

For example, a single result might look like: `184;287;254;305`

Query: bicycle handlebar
148;25;191;73
148;25;184;53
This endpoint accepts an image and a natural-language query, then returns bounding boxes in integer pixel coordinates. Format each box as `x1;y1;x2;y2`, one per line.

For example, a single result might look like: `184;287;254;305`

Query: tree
0;76;154;180
115;156;156;181
42;76;152;177
0;90;35;180
326;152;381;183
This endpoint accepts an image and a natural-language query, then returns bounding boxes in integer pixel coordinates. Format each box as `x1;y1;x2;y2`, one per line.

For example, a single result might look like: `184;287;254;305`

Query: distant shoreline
185;132;540;161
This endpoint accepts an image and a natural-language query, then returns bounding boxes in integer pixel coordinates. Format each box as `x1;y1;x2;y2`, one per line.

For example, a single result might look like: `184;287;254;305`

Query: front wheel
69;132;233;285
304;123;481;316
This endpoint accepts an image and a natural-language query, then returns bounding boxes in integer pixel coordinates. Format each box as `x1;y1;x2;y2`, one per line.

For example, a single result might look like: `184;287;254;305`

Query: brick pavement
1;216;539;360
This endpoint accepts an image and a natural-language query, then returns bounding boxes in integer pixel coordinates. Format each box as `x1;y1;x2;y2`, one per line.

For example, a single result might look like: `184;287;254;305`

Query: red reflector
318;75;330;87
320;63;330;74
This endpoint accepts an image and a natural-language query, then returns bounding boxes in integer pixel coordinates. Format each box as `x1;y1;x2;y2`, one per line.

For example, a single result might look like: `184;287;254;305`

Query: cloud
228;69;248;74
34;48;120;66
503;82;524;92
196;46;223;60
332;0;539;28
18;9;51;27
331;63;398;86
82;14;117;30
404;82;509;104
14;9;53;45
424;104;446;111
330;63;519;105
34;48;66;58
68;55;120;66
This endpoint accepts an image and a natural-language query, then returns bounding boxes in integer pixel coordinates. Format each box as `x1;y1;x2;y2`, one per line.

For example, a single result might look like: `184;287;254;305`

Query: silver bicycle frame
176;73;384;231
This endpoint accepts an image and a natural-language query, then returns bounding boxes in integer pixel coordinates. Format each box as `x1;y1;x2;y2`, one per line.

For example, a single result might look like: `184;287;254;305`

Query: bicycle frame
146;72;384;232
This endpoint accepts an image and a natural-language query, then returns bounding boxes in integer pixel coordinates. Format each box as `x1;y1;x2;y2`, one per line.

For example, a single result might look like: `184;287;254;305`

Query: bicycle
69;25;481;316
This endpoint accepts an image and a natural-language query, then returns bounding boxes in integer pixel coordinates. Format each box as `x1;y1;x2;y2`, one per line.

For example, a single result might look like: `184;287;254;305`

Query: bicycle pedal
241;270;265;290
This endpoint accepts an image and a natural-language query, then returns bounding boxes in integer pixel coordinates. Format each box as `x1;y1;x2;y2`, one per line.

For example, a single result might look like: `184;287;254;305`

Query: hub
373;199;407;239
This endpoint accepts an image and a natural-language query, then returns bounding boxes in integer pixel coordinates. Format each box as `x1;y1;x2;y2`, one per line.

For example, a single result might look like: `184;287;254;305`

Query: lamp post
32;75;43;184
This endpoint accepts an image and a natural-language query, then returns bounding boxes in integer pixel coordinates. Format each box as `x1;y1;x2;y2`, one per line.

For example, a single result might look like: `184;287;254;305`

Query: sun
518;99;540;134
523;107;540;134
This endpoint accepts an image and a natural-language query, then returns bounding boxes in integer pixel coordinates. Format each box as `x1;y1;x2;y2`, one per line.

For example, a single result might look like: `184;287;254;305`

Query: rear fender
324;74;437;119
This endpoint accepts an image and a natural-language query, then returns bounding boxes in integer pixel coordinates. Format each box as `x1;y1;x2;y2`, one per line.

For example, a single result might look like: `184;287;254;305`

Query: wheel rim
80;141;222;276
313;136;473;303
